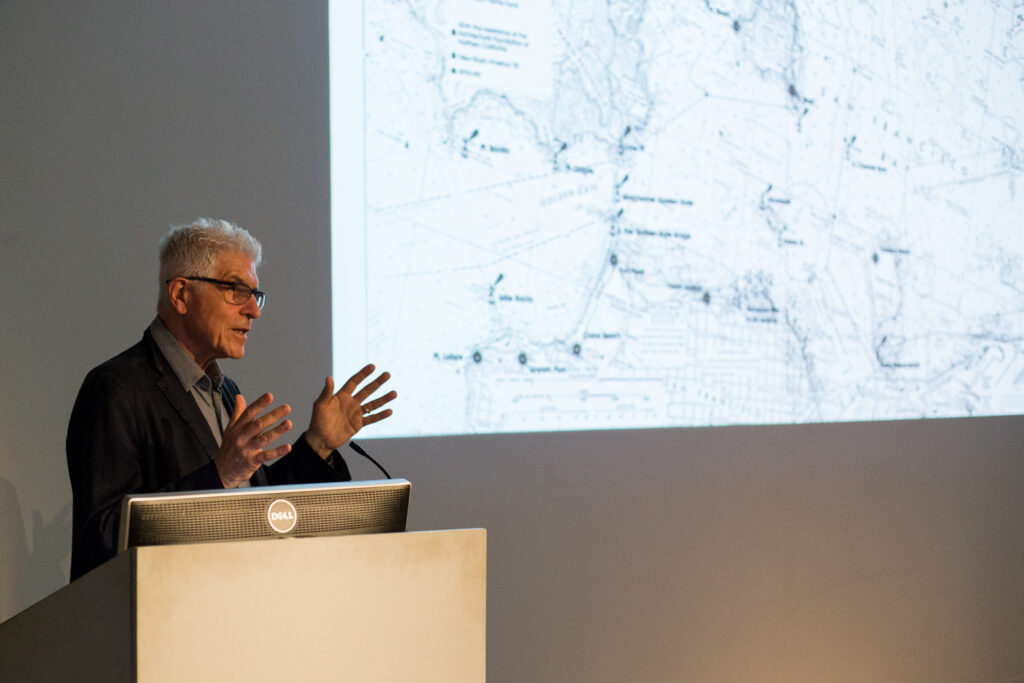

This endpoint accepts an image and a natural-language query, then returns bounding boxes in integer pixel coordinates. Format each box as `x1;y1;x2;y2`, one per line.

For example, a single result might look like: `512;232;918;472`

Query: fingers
361;408;393;426
216;393;295;487
239;392;275;422
238;405;291;444
353;371;391;402
317;376;334;403
253;403;292;432
339;365;397;426
340;364;375;394
257;442;292;463
224;393;293;449
361;389;398;415
227;393;248;427
255;417;293;449
227;391;272;428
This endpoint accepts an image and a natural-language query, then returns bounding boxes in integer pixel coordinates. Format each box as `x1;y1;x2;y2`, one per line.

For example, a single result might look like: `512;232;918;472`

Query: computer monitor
116;479;410;553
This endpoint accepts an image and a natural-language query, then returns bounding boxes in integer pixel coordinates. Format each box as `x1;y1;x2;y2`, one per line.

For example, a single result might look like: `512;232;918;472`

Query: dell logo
267;499;298;534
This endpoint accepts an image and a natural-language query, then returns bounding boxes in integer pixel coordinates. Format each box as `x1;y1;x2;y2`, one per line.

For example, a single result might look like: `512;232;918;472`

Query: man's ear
166;278;190;315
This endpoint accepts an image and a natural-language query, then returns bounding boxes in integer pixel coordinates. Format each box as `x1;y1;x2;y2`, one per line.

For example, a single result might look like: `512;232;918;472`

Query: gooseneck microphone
347;440;392;479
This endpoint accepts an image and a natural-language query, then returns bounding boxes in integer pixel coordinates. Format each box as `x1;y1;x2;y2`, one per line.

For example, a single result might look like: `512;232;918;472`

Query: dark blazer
66;329;350;580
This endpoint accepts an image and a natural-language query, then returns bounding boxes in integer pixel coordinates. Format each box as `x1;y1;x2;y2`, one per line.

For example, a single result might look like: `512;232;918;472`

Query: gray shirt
148;316;227;447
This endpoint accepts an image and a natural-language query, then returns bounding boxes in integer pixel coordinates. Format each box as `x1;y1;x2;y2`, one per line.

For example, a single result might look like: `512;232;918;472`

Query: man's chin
222;344;246;360
226;332;249;359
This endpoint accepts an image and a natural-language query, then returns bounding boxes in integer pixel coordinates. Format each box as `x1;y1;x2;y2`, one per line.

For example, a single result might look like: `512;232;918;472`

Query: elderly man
66;218;396;580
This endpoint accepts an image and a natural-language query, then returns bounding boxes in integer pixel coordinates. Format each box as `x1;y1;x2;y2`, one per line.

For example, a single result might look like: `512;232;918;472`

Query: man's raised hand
214;393;293;488
304;364;397;459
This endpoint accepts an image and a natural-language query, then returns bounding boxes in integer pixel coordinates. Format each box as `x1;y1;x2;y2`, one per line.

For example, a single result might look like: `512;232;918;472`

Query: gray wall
1;2;1022;681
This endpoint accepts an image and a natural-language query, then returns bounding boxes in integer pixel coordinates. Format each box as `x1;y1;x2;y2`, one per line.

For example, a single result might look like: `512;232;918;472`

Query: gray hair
157;218;262;310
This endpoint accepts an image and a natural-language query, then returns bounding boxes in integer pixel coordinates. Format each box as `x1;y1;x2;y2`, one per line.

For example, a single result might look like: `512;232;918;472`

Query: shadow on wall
0;477;71;621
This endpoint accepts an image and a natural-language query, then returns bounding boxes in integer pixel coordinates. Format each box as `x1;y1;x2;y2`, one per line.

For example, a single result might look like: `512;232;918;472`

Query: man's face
180;250;261;368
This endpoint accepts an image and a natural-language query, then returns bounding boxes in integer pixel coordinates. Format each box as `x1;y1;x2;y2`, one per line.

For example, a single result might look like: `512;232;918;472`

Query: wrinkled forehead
213;250;259;286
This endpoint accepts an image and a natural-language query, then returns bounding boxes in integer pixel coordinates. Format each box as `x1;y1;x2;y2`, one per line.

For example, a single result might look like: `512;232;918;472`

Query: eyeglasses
169;276;267;310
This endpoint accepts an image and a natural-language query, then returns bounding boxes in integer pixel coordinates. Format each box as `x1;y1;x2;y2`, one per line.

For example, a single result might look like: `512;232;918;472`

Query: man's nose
243;295;261;319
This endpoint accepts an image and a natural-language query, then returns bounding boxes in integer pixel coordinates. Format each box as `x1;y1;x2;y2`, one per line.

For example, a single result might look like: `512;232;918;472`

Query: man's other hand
304;364;397;459
215;393;293;488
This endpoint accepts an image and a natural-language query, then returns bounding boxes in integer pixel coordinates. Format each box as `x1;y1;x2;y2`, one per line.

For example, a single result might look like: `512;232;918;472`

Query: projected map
341;0;1024;436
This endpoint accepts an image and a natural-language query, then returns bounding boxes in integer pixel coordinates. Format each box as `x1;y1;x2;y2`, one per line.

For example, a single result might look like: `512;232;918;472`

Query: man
66;218;396;580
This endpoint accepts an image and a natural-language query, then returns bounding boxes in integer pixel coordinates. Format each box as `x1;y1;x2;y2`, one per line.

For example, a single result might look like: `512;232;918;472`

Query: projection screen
331;0;1024;438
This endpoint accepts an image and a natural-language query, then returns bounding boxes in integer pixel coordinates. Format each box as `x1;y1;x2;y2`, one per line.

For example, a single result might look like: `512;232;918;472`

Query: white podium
0;529;486;682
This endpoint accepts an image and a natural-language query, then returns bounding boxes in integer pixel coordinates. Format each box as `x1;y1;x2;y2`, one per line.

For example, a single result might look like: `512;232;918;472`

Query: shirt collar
149;316;224;393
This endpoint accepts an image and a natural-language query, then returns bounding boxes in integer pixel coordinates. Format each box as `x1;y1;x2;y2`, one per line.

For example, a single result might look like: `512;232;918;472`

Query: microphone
347;440;392;479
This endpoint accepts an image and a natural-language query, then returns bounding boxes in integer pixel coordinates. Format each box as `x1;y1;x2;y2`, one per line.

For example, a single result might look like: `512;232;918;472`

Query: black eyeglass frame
167;276;267;310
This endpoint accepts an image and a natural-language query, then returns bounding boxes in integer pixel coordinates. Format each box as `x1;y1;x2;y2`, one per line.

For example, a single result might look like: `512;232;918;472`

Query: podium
0;529;486;682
